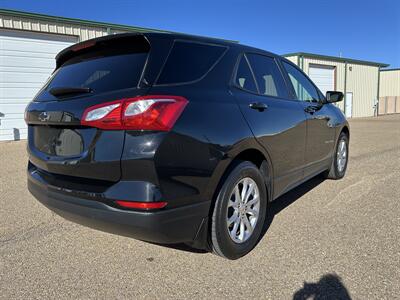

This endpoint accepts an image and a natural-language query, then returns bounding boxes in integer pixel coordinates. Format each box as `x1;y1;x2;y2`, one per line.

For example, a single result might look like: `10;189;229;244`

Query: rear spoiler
55;33;151;68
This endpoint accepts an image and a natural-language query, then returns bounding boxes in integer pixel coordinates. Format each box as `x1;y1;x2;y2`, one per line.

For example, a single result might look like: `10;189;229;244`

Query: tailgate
25;34;151;182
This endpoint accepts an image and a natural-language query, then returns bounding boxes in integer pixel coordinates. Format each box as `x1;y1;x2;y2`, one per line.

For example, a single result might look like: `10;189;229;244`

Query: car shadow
260;175;325;239
156;175;325;255
293;273;352;299
152;242;209;254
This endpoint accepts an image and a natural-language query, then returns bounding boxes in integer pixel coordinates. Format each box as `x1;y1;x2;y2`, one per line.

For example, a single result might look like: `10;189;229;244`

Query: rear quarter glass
155;40;228;85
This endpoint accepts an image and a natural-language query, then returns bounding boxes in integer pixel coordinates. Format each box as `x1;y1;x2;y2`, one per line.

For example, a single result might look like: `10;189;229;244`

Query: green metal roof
380;68;400;72
0;8;237;42
283;52;389;67
0;8;172;33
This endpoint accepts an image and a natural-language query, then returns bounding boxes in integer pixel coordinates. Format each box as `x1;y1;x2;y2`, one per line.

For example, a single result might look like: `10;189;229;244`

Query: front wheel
210;161;267;259
325;132;349;179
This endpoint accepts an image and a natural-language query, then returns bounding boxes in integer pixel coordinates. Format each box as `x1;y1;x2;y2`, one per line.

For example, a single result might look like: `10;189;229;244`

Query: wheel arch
341;125;350;139
199;145;273;250
207;144;274;213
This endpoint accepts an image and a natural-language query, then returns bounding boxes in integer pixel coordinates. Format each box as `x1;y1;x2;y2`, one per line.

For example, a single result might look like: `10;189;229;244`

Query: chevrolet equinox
26;33;349;259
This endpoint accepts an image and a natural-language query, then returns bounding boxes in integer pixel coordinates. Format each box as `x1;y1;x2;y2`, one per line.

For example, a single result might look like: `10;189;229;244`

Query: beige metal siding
380;70;400;97
379;70;400;114
288;56;380;117
378;96;400;115
0;14;108;41
346;63;379;117
284;55;298;65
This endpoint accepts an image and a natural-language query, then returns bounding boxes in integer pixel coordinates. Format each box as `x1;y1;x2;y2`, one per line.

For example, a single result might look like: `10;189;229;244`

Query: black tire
210;161;267;259
325;132;349;179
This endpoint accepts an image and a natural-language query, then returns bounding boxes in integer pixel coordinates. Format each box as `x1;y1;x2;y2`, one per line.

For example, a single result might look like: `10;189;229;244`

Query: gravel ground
1;115;399;299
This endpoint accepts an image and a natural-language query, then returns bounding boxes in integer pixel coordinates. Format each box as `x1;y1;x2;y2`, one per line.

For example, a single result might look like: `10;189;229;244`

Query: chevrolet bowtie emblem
38;112;50;122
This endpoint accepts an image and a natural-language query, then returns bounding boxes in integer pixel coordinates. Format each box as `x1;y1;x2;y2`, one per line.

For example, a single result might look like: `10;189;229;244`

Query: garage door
308;64;335;96
0;29;77;141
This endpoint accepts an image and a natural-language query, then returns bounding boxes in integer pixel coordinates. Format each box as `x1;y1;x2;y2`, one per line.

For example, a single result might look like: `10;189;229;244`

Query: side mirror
325;91;344;103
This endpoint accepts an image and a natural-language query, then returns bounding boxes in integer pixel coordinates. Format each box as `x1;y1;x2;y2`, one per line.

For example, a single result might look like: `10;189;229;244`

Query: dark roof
55;32;241;68
283;52;389;67
0;8;237;43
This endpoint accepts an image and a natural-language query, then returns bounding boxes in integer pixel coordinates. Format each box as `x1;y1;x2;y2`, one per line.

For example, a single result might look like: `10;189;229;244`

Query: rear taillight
81;95;188;131
81;100;123;130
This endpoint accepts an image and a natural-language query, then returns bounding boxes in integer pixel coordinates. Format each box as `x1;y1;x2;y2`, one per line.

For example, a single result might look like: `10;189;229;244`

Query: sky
1;0;400;67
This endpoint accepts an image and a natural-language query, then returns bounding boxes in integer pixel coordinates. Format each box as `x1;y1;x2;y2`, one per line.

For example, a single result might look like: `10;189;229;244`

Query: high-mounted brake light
81;95;188;131
71;40;96;52
115;200;168;210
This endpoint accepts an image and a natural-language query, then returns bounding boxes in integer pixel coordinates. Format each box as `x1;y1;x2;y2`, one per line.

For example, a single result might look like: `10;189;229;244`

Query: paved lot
1;115;399;299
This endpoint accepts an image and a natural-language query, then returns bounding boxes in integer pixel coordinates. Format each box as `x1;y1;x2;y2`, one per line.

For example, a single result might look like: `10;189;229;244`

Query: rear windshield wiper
49;86;92;97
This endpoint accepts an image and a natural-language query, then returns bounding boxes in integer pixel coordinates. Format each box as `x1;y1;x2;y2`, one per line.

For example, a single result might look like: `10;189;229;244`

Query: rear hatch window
156;41;227;85
36;36;149;101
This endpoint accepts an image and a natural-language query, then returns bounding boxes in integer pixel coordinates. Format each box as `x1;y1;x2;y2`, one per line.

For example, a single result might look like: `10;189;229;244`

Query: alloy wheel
226;177;260;243
337;139;347;172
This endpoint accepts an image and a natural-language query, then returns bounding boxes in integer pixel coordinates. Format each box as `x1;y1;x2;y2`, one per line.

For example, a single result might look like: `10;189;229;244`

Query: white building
0;8;170;141
0;9;396;141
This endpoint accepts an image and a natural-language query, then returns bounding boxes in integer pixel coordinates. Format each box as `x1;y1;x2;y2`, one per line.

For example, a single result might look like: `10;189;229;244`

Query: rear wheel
325;132;349;179
210;161;267;259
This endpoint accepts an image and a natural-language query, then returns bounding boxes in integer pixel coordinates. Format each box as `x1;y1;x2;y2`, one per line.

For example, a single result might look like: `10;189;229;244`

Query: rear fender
204;136;274;207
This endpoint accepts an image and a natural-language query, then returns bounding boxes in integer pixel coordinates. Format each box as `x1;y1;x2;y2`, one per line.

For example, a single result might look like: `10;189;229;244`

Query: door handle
314;115;330;120
249;102;268;111
304;106;317;114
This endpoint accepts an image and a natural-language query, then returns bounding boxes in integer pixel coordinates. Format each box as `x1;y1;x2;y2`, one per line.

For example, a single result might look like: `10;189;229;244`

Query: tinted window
157;41;227;85
246;54;288;98
46;39;149;93
47;52;147;95
282;61;320;102
235;55;258;93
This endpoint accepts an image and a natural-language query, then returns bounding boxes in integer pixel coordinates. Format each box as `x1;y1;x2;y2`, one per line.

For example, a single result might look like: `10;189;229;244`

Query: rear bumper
28;167;210;245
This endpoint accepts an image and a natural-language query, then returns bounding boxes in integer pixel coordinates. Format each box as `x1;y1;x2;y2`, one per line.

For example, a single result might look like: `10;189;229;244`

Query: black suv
26;33;349;259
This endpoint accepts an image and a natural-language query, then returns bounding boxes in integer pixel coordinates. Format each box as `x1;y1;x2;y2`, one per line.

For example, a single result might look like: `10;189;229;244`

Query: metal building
0;9;171;141
0;9;394;141
283;52;389;118
378;69;400;115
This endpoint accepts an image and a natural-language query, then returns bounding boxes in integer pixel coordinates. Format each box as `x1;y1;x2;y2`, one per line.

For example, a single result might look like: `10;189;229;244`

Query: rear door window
156;41;227;85
246;54;288;98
